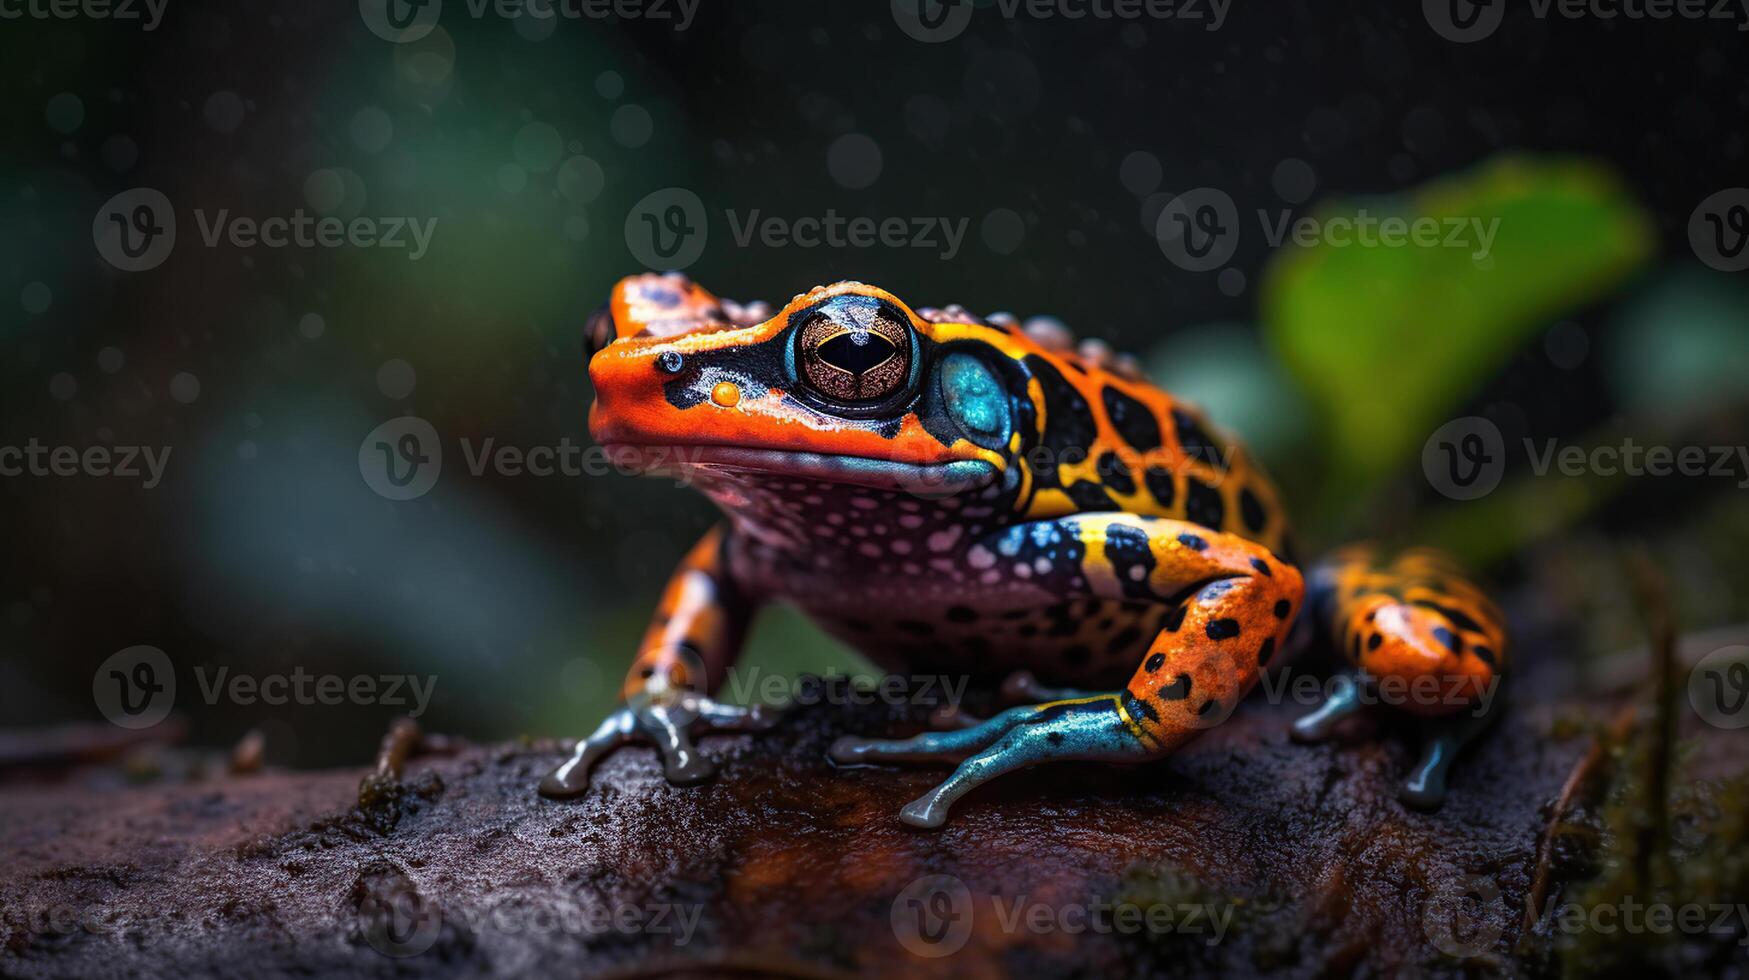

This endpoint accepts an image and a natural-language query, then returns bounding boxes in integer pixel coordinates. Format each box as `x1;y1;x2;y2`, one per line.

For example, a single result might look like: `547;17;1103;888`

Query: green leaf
1259;155;1654;520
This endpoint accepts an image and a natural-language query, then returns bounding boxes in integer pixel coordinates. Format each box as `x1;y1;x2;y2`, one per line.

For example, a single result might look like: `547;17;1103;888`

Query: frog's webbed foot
1290;673;1499;810
831;694;1155;830
538;693;781;798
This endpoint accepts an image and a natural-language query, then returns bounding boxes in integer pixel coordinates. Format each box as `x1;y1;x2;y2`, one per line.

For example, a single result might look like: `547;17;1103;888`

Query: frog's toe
898;793;950;830
695;697;784;731
1290;673;1366;743
829;705;1036;767
539;708;638;798
877;696;1157;830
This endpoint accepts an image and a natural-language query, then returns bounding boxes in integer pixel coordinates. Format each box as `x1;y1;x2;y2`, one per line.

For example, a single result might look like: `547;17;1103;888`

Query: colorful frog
540;272;1509;829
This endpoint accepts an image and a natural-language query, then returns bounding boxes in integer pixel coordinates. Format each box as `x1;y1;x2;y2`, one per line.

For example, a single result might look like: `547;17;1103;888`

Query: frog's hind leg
835;700;1096;764
835;514;1303;829
1295;545;1509;807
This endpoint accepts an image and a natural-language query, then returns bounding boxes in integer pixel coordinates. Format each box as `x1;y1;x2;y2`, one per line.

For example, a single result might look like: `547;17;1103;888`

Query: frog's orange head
586;273;1019;495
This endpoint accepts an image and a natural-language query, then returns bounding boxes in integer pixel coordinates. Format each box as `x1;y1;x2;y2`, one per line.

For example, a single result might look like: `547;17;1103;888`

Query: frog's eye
796;303;912;404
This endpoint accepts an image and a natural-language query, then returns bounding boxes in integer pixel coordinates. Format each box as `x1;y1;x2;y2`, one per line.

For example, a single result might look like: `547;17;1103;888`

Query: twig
1521;705;1635;937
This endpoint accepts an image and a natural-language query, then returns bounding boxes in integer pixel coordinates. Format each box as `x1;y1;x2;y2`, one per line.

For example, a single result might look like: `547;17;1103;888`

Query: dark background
2;0;1745;767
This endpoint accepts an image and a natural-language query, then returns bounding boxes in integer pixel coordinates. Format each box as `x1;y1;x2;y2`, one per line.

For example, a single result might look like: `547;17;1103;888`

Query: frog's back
931;309;1294;562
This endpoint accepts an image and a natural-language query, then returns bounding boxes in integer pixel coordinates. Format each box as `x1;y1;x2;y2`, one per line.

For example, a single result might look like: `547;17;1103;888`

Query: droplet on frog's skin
710;381;740;407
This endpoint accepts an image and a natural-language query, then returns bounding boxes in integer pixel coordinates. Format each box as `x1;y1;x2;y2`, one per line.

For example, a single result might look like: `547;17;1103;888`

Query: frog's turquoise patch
940;351;1010;449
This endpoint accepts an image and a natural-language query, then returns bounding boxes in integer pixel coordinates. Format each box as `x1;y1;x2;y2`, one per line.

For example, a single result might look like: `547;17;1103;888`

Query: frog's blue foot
1400;699;1498;810
539;695;782;798
1290;673;1366;743
831;695;1155;830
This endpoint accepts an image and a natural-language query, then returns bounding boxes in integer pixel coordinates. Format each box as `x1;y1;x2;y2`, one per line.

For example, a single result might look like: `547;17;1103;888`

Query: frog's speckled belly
801;596;1162;690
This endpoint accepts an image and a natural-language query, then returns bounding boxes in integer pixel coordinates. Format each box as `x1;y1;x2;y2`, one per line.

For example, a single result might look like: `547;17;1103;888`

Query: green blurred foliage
1258;155;1656;525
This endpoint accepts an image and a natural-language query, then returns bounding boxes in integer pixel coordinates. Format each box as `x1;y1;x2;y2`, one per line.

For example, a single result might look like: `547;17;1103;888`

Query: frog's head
586;274;1021;497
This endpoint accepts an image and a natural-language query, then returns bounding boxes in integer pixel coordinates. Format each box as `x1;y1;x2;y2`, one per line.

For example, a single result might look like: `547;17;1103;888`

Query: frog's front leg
539;525;775;797
830;514;1303;829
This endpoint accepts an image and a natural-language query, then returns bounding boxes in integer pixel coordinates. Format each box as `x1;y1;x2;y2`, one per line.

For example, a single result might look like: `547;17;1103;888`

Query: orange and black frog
541;272;1509;829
